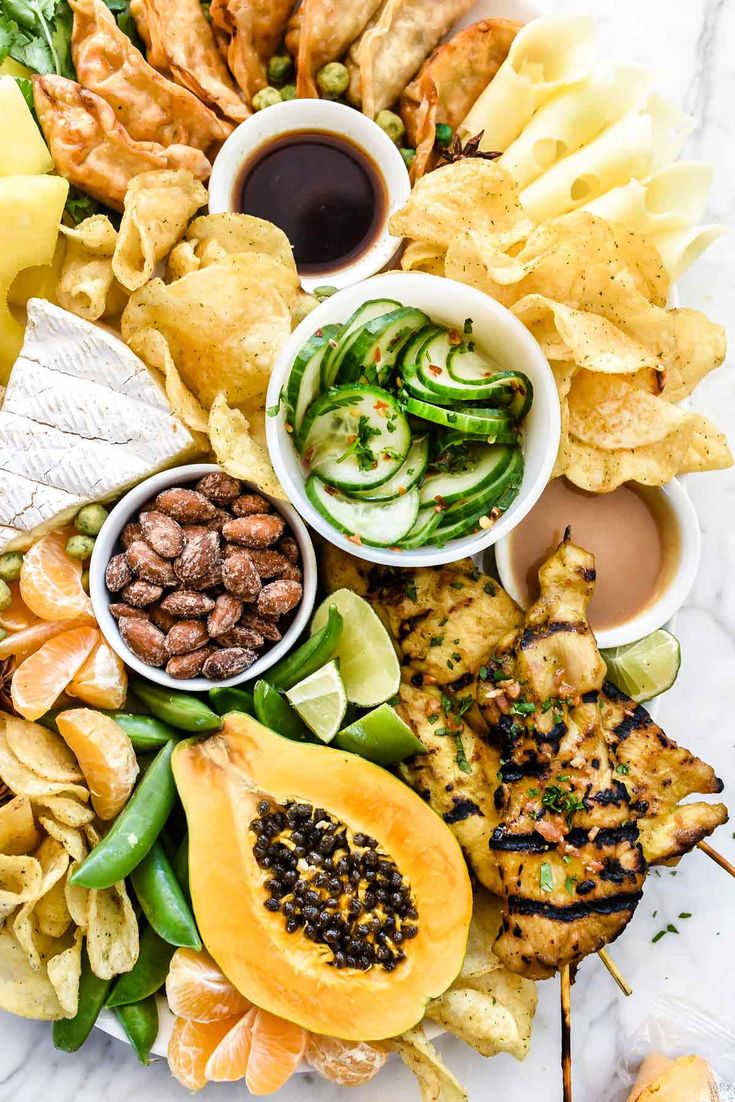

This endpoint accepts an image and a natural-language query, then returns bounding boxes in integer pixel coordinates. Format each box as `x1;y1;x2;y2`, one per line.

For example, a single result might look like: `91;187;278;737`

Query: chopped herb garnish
266;390;285;417
455;734;471;774
615;763;630;775
429;636;444;647
492;669;507;682
528;787;539;797
427;714;440;725
511;702;536;716
652;930;667;943
667;923;679;934
449;581;464;590
483;582;497;596
541;698;554;713
446;660;454;670
565;875;577;895
478;666;489;680
679;912;692;919
405;580;418;602
463;318;473;334
451;652;461;663
539;862;554;893
541;783;585;823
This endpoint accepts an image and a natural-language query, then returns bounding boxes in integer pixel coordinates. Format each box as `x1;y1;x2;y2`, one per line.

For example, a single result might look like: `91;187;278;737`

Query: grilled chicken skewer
322;537;728;980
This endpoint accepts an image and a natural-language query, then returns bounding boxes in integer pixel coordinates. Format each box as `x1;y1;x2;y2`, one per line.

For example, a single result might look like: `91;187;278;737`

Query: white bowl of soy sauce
208;99;411;291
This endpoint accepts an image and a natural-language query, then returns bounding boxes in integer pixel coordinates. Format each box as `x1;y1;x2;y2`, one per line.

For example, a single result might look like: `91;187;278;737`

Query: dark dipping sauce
235;131;386;274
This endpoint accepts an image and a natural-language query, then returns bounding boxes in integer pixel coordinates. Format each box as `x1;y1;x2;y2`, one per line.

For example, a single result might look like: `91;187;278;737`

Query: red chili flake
448;329;461;345
303;445;315;467
398;486;406;496
345;433;357;444
347;533;362;545
434;495;447;509
373;347;382;363
315;328;324;337
428;364;442;376
285;422;294;434
389;546;404;552
324;485;338;496
374;400;389;414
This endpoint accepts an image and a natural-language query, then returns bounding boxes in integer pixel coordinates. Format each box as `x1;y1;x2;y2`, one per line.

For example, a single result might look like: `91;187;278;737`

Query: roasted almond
232;492;271;517
277;536;299;564
196;471;241;504
154;487;216;523
165;620;210;656
219;626;264;650
166;646;217;680
240;611;282;642
161;590;216;618
222;514;284;548
222;549;262;601
109;603;149;621
257;579;302;618
174;531;221;584
105;553;133;593
120;579;163;607
120;521;143;549
119;617;167;666
207;593;244;637
140;511;184;559
249;549;291;579
126;540;177;586
149;604;178;634
203;647;257;680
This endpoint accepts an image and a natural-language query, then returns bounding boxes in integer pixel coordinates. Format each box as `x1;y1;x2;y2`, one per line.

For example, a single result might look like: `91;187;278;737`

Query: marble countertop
2;1;733;1099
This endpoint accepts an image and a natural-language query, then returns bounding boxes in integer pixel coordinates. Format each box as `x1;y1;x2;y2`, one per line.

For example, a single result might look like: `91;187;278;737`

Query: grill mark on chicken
443;798;483;824
489;822;640;853
507;891;642;922
519;620;589;648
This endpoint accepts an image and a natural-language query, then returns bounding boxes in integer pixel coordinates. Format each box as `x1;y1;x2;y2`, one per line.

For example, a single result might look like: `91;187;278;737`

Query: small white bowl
494;476;701;649
266;271;560;569
89;464;317;692
208;99;411;291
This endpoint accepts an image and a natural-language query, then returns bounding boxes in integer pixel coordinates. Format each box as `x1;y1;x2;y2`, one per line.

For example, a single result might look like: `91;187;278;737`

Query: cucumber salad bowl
267;272;561;567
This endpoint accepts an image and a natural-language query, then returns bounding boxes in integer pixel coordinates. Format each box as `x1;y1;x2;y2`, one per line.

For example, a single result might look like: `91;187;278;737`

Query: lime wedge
310;589;400;707
285;660;347;743
602;629;681;704
335;703;425;765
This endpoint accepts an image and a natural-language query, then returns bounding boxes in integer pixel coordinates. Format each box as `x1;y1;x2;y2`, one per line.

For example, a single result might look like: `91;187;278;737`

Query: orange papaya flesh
172;712;472;1041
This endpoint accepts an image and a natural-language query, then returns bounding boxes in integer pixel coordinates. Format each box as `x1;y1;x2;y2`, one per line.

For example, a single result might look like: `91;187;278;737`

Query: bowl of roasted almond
89;464;317;690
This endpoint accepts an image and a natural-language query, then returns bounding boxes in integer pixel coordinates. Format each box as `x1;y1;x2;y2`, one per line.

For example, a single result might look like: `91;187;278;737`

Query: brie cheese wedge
0;299;203;551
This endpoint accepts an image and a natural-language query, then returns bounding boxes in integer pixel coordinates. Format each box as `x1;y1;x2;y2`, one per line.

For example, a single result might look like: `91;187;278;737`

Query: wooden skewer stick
561;964;573;1102
698;840;735;879
597;948;632;997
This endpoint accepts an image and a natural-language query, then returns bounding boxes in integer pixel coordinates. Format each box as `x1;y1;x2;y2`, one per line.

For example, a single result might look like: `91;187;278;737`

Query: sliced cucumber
299;385;410;491
306;476;420;547
287;323;342;440
353;436;429;502
446;349;534;421
440;448;524;522
446;342;502;383
400;396;519;441
419;444;513;506
396;506;442;549
321;299;400;388
337;307;430;385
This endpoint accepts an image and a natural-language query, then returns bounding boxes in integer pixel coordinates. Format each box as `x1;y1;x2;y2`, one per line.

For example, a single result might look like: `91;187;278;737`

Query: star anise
0;657;16;716
440;131;502;164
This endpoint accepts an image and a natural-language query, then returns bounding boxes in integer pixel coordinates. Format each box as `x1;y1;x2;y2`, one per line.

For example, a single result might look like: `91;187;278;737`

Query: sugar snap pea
209;685;255;717
106;713;180;751
113;995;159;1065
254;680;311;742
53;944;111;1052
267;606;342;691
130;840;201;950
70;741;176;889
132;679;221;731
106;924;174;1008
172;835;191;900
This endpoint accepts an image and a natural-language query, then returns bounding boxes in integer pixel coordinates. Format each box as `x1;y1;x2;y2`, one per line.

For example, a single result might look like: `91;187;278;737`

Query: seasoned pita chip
33;75;211;212
209;394;285;500
0;796;41;855
113;170;208;292
386;1028;468;1102
57;215;122;322
87;881;139;979
3;715;83;786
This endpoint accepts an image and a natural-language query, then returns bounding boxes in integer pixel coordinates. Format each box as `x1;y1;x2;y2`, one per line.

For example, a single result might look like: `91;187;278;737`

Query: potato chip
460;891;503;980
184;213;296;273
680;413;733;474
57;215;120;322
562;429;694;492
65;866;90;929
428;977;535;1061
659;308;727;403
386;1028;468;1102
208;393;286;500
47;927;83;1017
13;836;69;965
31;795;95;829
0;731;89;802
401;241;447;277
87;880;139;980
121;258;292;408
126;327;210;435
3;715;83;785
0;926;65;1020
513;295;661;375
0;852;42;918
0;795;41;855
112;170;208;293
38;815;88;864
568;371;694;451
390;159;530;252
166;239;201;281
35;873;73;939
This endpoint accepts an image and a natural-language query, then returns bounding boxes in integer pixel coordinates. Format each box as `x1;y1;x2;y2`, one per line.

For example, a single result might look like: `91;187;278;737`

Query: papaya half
172;712;473;1040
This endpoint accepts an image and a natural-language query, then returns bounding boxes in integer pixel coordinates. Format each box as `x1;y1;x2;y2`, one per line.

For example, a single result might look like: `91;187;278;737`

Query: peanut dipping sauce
505;478;681;633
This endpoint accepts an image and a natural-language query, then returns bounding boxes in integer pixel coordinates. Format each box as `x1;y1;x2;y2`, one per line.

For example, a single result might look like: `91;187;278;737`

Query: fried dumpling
347;0;476;118
33;75;211;211
285;0;384;99
70;0;232;154
400;19;520;181
130;0;248;122
210;0;294;105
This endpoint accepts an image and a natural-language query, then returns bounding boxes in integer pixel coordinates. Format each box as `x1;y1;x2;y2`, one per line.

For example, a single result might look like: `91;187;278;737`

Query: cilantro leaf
14;74;35;110
0;13;20;60
4;0;75;77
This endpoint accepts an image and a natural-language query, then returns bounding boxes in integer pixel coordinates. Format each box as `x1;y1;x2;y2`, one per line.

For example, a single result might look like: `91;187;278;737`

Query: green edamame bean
254;680;311;742
208;685;255;717
107;713;181;751
75;503;109;536
172;835;191;900
106;925;174;1008
267;53;293;85
130;840;201;950
0;580;11;611
0;552;23;582
375;109;405;143
268;606;342;691
132;679;221;731
66;535;95;561
70;741;176;889
316;61;349;98
401;147;416;168
113;995;159;1065
280;83;297;100
434;122;453;146
53;945;111;1052
253;85;282;110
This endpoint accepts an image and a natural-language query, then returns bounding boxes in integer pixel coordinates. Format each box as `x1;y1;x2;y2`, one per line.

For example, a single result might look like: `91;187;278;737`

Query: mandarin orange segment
0;583;41;632
11;626;99;721
245;1009;307;1096
166;948;252;1023
306;1034;388;1086
67;639;128;710
204;1007;256;1083
0;617;93;663
20;531;93;621
55;708;138;820
168;1015;243;1091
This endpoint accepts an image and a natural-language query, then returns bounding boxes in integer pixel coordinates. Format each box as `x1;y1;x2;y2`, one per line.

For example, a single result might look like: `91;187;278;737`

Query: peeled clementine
20;531;93;622
11;626;99;721
204;1007;256;1082
67;639;127;710
168;1015;243;1091
245;1009;307;1096
0;618;92;663
166;948;252;1023
55;708;138;820
0;583;41;632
